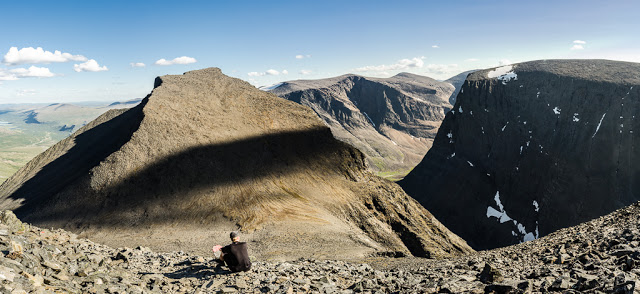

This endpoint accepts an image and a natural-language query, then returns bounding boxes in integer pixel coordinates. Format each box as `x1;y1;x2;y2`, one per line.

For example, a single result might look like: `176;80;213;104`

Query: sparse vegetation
0;102;140;183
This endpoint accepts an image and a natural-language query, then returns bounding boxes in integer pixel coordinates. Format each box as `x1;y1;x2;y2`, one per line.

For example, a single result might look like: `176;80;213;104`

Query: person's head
230;231;240;242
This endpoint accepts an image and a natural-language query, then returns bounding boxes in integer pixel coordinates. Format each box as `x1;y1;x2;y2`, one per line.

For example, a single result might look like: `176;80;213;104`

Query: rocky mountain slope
0;68;471;260
2;199;640;293
269;73;455;180
400;59;640;250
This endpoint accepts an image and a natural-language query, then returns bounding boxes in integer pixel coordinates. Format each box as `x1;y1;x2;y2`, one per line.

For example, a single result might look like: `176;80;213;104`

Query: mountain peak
0;68;472;259
392;72;422;78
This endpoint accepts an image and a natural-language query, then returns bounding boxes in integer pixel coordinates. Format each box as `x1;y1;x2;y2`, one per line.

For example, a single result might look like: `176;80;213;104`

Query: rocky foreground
2;202;640;293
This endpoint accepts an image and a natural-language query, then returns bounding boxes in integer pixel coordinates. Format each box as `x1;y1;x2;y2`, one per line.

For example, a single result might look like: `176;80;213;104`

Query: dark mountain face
399;59;640;250
270;73;454;180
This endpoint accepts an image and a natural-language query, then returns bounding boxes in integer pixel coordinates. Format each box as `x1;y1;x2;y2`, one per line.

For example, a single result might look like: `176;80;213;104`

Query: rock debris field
3;202;640;293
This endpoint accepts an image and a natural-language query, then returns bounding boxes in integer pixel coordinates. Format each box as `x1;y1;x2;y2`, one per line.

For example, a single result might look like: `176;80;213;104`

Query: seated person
212;231;251;272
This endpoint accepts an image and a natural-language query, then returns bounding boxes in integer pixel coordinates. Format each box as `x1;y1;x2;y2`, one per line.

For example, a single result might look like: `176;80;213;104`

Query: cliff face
270;73;454;180
399;59;640;250
0;68;471;259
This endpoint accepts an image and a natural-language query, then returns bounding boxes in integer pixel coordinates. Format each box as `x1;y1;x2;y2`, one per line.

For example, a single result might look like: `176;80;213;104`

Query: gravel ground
3;202;640;293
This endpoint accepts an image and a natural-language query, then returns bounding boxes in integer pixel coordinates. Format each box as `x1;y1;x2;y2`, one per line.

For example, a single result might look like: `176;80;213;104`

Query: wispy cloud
74;59;108;72
154;56;197;65
248;69;288;76
354;57;425;72
130;62;146;68
571;40;586;50
0;66;57;80
299;69;312;75
424;64;459;76
0;70;18;81
295;54;311;59
3;47;87;65
432;45;439;48
17;89;37;96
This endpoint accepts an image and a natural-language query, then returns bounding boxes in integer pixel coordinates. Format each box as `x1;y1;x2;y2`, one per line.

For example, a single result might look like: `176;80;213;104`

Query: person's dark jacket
221;242;251;272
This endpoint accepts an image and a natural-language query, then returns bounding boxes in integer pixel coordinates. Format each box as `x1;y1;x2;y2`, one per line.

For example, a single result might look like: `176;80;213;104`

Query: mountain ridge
400;59;640;250
269;73;454;180
0;67;472;259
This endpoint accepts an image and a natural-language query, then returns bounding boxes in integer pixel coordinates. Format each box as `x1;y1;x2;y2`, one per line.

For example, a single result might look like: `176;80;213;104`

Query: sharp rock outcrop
0;68;472;259
269;73;454;180
400;59;640;250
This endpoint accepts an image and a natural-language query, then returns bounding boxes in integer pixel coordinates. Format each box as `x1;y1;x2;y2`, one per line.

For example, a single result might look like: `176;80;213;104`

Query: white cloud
498;59;512;66
12;66;56;77
0;75;18;81
355;56;425;72
295;54;311;59
571;40;586;50
3;47;87;65
0;70;18;81
299;69;312;75
154;56;197;66
248;69;286;76
130;62;145;68
73;59;108;72
0;66;57;80
432;45;439;48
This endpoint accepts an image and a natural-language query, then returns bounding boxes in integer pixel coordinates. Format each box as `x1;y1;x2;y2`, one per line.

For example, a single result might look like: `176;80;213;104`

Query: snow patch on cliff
487;191;539;243
592;113;606;138
363;112;375;127
488;65;518;85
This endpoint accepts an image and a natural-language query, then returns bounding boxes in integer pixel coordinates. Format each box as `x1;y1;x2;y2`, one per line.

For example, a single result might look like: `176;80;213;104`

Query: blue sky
0;0;638;103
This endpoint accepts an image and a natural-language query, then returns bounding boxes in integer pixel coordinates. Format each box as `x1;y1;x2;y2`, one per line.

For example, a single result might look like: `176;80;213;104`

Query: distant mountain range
0;68;472;259
0;99;142;184
269;72;456;180
400;59;640;250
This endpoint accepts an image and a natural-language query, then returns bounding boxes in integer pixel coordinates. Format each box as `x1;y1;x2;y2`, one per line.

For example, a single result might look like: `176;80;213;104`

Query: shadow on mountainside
7;98;147;213
9;108;364;227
